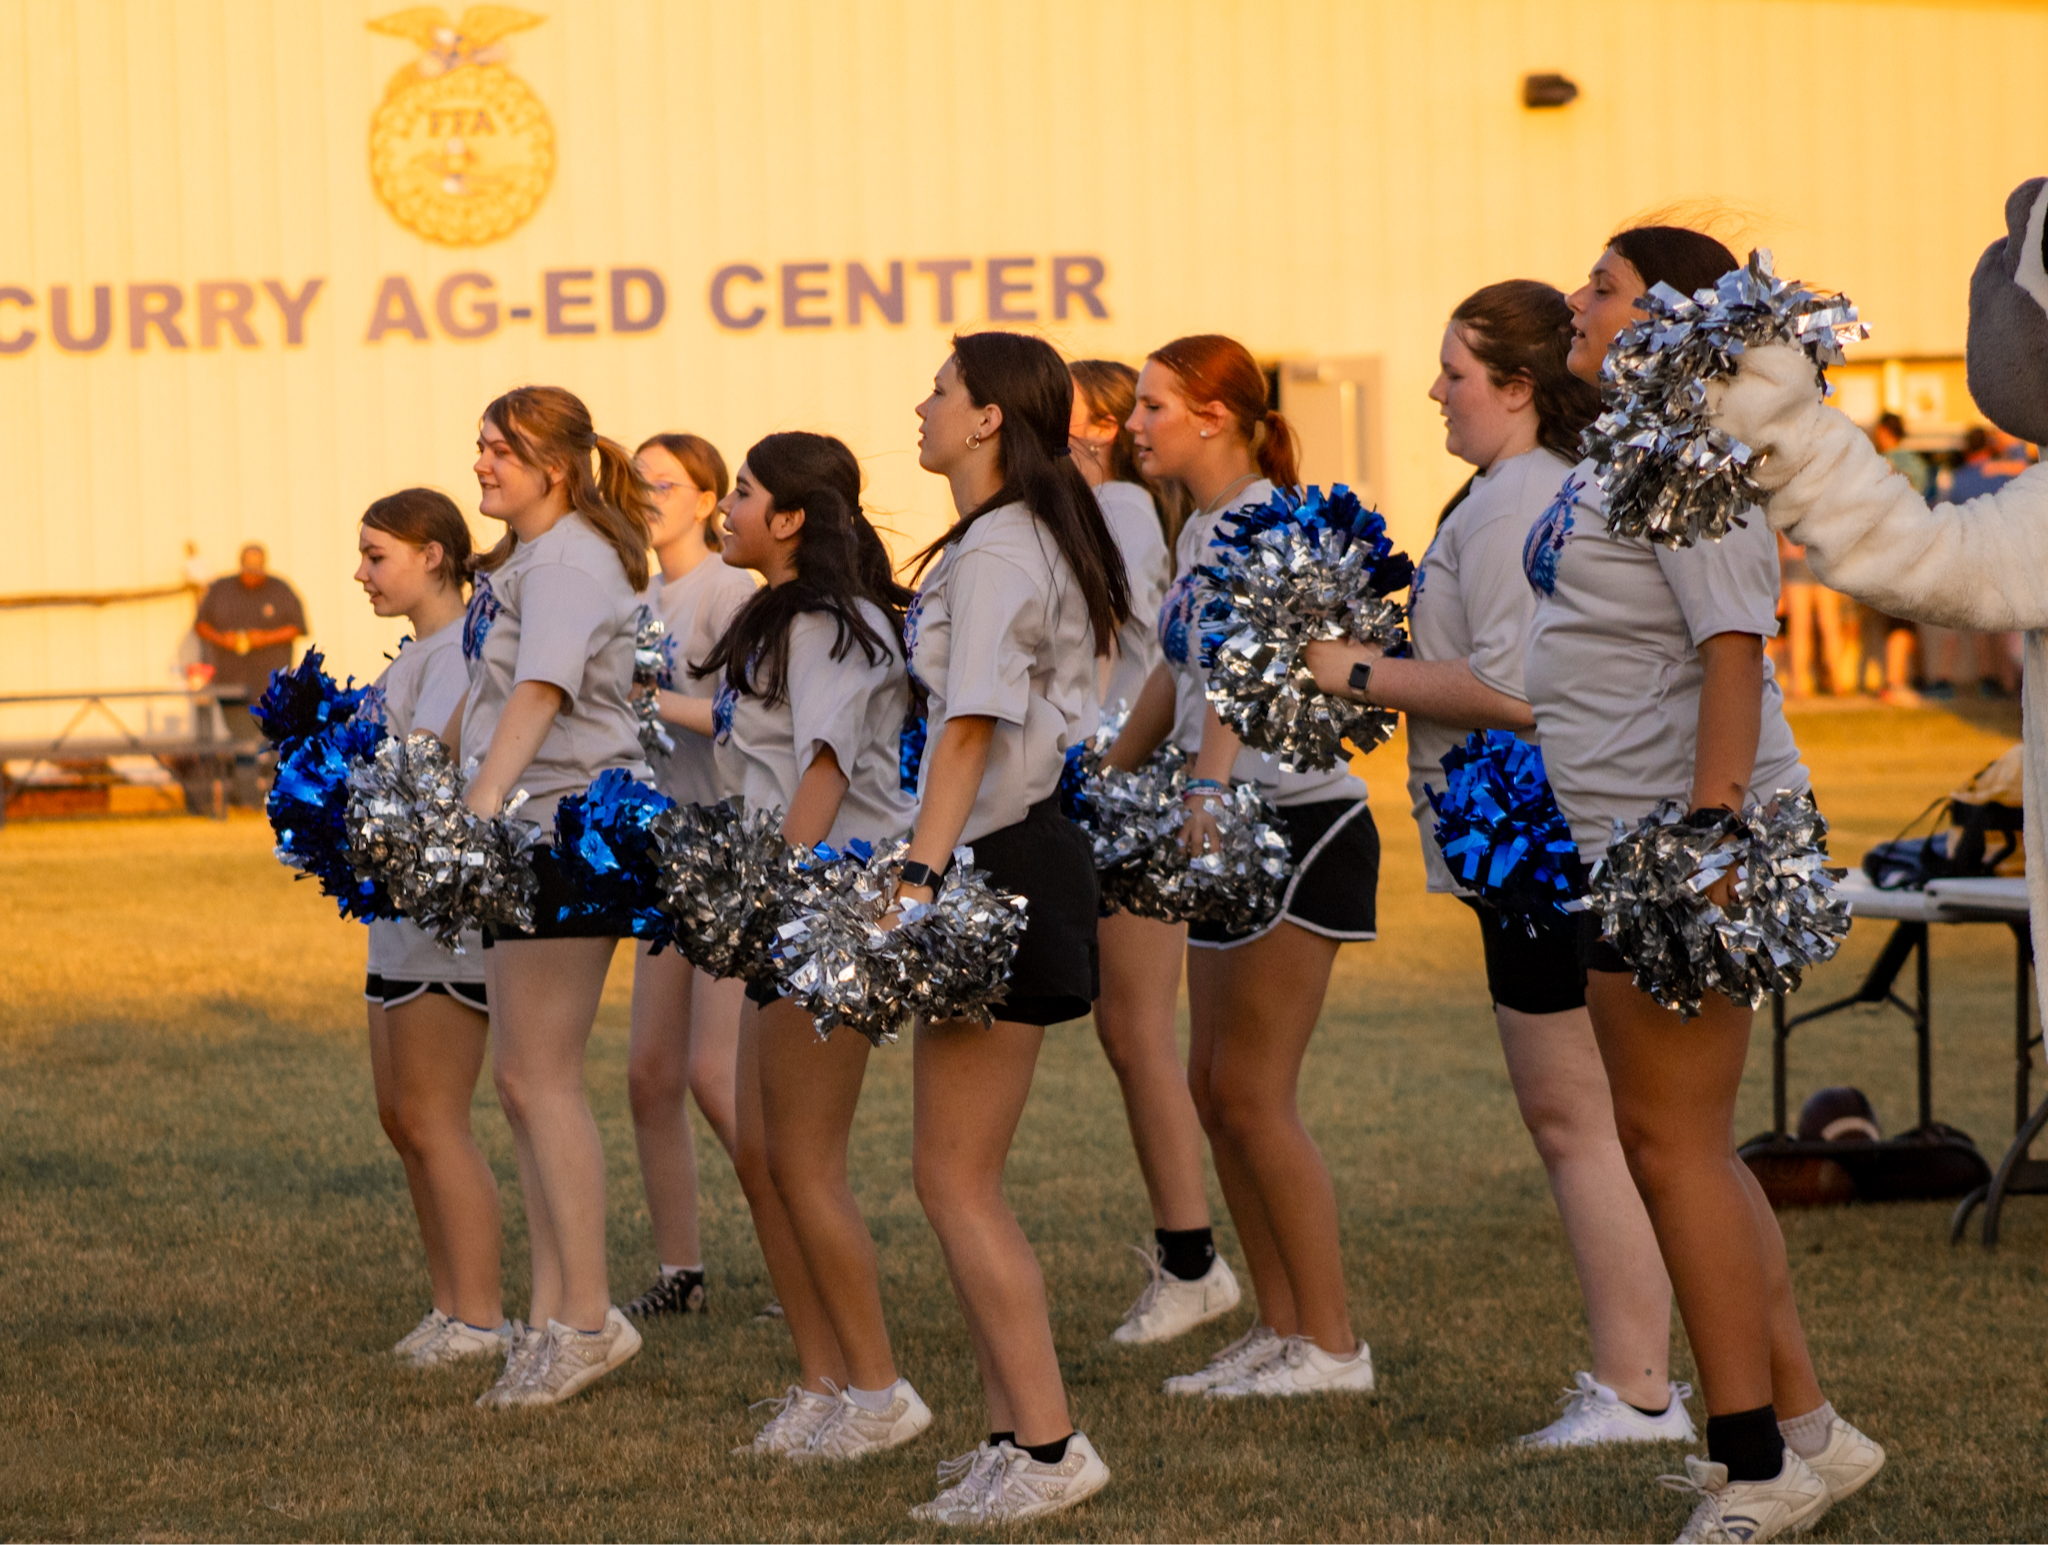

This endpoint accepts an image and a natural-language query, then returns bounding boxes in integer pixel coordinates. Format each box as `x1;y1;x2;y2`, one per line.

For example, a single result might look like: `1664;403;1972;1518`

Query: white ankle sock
846;1381;899;1412
660;1262;703;1278
1778;1401;1836;1458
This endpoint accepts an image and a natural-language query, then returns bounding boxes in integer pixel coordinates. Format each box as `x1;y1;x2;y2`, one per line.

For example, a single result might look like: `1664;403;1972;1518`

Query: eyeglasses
647;480;683;498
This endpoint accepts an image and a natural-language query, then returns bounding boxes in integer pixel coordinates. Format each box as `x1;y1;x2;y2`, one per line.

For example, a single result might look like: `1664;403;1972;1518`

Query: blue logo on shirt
1522;474;1582;597
462;574;500;661
711;678;737;745
353;683;388;728
902;593;930;694
1159;573;1199;666
655;631;680;691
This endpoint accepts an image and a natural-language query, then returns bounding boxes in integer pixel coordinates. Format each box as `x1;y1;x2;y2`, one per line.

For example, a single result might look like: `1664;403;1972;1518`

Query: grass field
3;702;2045;1542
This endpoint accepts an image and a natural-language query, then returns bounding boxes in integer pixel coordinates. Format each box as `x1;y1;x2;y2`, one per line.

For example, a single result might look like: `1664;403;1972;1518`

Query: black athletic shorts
967;795;1101;1027
1188;798;1379;949
1457;898;1586;1015
1574;908;1632;976
481;842;634;946
363;973;489;1012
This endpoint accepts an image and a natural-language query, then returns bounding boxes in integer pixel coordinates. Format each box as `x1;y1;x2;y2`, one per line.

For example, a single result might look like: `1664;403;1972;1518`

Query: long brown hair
637;431;731;553
1069;358;1186;543
361;487;473;592
911;332;1130;656
1146;334;1300;489
1449;280;1601;463
472;385;654;590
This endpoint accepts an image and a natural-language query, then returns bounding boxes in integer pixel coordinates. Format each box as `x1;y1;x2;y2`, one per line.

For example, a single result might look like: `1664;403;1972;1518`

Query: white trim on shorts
1186;798;1378;952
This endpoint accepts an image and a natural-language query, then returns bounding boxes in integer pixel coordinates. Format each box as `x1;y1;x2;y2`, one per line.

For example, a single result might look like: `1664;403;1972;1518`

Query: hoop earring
966;433;982;449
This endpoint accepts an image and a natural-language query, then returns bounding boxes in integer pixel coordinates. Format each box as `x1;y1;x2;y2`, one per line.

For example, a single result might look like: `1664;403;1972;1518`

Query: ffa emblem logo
366;7;556;247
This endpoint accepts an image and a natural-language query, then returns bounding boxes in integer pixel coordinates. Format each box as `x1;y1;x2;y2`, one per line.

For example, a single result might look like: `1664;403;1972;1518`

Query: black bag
1861;748;2025;891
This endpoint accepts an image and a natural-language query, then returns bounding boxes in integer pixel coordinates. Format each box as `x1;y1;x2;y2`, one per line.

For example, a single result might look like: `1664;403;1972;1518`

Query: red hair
1146;334;1299;488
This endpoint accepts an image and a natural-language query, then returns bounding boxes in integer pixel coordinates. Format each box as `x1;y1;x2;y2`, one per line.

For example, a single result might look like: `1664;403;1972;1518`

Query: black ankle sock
1155;1226;1216;1282
989;1431;1014;1448
1627;1397;1671;1419
1022;1433;1073;1465
1706;1404;1784;1483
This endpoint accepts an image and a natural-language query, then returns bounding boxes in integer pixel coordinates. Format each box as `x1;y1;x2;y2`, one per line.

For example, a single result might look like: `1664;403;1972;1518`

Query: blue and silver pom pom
1586;249;1866;548
1425;731;1587;930
252;650;370;752
630;607;676;761
551;769;677;943
1586;791;1850;1019
1196;484;1414;773
268;712;393;921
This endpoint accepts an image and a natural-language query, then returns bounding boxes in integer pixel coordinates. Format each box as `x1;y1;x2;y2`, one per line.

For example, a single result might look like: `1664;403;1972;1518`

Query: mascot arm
1712;342;2048;633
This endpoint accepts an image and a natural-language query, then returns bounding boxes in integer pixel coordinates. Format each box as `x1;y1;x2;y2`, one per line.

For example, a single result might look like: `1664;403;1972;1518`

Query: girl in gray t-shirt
892;335;1132;1525
1527;229;1880;1533
352;488;507;1370
669;432;932;1462
454;386;657;1410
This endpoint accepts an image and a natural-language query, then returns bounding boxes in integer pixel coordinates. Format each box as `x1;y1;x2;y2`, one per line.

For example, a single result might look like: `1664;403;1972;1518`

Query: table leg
1915;924;1933;1132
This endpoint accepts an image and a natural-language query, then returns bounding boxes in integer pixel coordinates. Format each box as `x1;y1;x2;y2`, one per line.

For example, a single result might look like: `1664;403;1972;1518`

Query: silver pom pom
1586;791;1850;1019
631;605;676;761
346;731;543;950
1586;249;1867;549
770;840;1028;1045
646;797;797;984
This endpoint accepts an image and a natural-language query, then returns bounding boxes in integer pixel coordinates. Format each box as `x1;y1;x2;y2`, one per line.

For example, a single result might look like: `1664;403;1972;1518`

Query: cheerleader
1304;283;1690;1446
620;432;757;1321
898;333;1129;1526
454;386;654;1408
1524;225;1881;1540
1068;359;1239;1345
672;433;933;1461
1107;334;1378;1402
354;489;508;1368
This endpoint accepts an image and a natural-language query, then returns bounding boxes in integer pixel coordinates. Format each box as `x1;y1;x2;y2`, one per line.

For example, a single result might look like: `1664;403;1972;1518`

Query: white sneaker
411;1317;515;1369
502;1309;642;1408
731;1384;839;1457
1519;1372;1696;1448
1162;1324;1283;1395
1664;1452;1831;1542
390;1308;447;1358
1209;1334;1375;1398
907;1443;1008;1525
1111;1244;1242;1345
1798;1415;1885;1503
798;1379;934;1462
968;1434;1111;1525
475;1320;541;1408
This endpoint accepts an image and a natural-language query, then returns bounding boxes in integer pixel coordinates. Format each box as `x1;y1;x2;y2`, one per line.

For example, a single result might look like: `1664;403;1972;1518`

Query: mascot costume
1711;177;2048;1027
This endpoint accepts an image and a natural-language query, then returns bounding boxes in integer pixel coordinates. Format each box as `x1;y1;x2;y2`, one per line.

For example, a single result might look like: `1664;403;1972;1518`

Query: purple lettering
544;269;597;335
985;257;1037;323
436;272;499;339
196;281;259;348
0;287;34;354
365;276;429;342
127;283;188;350
1052;255;1109;321
610;268;665;333
263;279;323;346
50;285;112;352
915;259;973;325
710;265;767;330
780;263;831;329
846;261;904;326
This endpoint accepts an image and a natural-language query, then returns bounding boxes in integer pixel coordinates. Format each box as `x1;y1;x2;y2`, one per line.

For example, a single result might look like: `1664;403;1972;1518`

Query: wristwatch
1347;660;1373;701
898;859;946;892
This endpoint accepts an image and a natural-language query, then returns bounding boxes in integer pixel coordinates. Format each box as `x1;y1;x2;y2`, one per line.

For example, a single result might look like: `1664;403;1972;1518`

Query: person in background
1067;358;1240;1348
1918;429;2026;701
1775;532;1848;698
1847;416;1929;704
1871;414;1929;496
620;432;757;1323
195;542;308;802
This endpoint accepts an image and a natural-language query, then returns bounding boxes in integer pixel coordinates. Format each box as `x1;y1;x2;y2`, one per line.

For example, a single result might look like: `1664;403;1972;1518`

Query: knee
1187;1066;1221;1137
627;1047;687;1122
1515;1091;1604;1170
1204;1082;1270;1151
491;1060;537;1129
376;1097;413;1158
912;1151;993;1236
1609;1112;1682;1196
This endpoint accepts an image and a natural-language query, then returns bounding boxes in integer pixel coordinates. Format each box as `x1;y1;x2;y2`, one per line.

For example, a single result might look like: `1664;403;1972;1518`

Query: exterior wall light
1523;73;1580;108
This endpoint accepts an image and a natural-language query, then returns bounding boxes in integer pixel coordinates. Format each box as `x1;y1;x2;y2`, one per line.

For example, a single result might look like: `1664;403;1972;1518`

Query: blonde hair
473;385;654;589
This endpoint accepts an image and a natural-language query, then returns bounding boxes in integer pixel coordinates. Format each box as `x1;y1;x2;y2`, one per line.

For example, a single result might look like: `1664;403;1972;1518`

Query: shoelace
968;1446;1030;1522
1657;1458;1738;1540
930;1445;1004;1515
1200;1329;1272;1379
1122;1242;1169;1320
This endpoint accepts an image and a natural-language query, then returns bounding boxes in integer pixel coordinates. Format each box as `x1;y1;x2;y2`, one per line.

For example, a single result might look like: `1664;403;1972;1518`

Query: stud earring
1199;430;1212;439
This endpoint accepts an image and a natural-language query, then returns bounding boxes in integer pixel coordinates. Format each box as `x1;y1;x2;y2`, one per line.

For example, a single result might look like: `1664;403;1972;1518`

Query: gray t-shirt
1095;480;1170;714
652;556;759;808
1160;478;1366;807
712;601;917;848
459;512;652;831
1522;460;1808;861
361;618;485;979
1405;447;1571;892
907;502;1100;844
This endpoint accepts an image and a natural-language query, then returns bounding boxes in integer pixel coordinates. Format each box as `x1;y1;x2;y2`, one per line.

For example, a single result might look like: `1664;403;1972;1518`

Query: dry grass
2;702;2044;1541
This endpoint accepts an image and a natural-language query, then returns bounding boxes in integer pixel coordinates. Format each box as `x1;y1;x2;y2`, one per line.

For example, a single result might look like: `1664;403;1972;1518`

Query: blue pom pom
251;650;369;752
550;768;678;943
268;712;392;920
1058;740;1096;823
899;710;927;794
1425;731;1587;927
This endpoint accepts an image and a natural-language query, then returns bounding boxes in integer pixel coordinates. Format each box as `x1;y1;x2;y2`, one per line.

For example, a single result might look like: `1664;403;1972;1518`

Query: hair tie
1052;442;1073;458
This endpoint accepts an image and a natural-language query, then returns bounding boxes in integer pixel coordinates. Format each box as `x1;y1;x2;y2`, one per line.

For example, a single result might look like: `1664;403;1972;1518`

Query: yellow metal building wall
2;0;2045;700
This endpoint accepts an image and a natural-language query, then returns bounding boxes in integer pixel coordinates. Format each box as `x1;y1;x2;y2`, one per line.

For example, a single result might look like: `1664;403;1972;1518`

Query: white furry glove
1703;341;1828;497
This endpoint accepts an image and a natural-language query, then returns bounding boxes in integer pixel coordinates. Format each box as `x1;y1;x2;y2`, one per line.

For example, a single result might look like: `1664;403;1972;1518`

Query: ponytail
1252;408;1299;488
